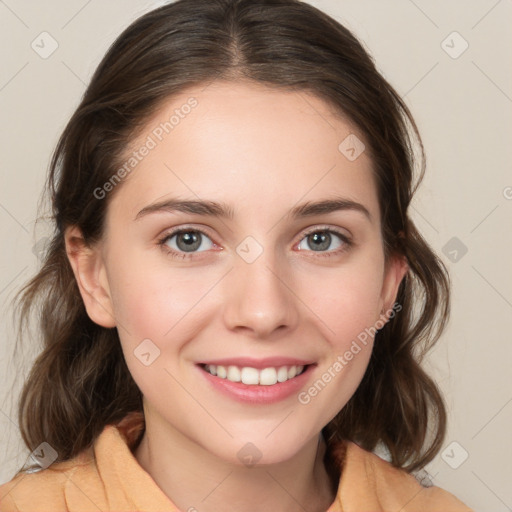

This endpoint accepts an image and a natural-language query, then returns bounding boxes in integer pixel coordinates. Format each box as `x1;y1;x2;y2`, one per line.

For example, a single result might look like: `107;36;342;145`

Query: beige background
1;0;511;510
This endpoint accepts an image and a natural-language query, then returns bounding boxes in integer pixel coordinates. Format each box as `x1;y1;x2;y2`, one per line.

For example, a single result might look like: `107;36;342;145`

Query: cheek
298;253;385;348
106;256;211;393
297;262;383;419
105;251;209;343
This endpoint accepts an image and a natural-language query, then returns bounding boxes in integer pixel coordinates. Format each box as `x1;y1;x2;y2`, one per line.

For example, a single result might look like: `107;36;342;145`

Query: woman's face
74;80;407;465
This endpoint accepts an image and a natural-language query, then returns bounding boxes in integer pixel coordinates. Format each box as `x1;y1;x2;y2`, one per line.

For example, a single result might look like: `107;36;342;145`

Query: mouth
196;360;316;404
198;363;312;386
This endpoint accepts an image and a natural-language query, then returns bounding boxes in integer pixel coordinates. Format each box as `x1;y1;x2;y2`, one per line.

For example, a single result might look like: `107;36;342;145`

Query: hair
10;0;450;487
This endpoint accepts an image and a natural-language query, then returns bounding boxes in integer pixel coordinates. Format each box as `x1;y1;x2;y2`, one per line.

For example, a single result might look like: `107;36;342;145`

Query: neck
134;414;338;512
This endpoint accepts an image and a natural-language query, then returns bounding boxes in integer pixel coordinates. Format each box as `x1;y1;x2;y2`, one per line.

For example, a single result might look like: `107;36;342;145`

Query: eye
158;228;215;259
296;228;352;256
157;226;353;260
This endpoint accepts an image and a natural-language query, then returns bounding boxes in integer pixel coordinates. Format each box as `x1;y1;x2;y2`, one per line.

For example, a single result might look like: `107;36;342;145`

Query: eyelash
157;225;353;260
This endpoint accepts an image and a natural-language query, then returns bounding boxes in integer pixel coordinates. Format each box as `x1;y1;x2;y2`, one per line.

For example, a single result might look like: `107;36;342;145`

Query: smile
201;364;307;385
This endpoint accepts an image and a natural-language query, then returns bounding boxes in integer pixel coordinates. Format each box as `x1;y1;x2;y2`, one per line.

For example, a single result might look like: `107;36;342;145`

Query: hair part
11;0;449;486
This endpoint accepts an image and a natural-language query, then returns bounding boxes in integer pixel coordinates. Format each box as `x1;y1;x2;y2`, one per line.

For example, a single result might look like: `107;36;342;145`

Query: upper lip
197;357;315;370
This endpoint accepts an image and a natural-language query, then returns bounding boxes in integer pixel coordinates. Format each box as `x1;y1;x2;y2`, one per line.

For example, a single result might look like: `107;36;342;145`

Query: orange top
0;412;473;512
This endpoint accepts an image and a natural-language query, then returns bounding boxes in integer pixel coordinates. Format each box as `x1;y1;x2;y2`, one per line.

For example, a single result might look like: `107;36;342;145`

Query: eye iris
177;231;201;252
308;232;330;251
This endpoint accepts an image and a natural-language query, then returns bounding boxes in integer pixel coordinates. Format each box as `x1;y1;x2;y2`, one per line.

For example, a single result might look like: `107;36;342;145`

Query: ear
64;226;117;328
379;250;409;320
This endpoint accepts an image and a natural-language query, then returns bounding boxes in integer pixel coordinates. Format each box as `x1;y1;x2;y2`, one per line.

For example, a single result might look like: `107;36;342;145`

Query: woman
0;0;473;510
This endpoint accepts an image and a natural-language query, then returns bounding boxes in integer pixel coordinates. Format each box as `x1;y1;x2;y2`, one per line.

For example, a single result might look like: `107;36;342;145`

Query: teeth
227;366;241;382
241;367;259;385
203;364;306;385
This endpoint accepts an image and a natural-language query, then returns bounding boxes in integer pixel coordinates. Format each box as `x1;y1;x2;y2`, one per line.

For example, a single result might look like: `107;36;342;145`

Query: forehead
108;80;379;224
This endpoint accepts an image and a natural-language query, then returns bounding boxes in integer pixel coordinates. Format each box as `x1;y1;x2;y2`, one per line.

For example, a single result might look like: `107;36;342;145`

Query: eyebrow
134;196;372;223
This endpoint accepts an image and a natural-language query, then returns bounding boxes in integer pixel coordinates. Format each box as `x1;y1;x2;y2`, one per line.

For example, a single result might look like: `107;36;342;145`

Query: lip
196;356;315;370
196;362;316;404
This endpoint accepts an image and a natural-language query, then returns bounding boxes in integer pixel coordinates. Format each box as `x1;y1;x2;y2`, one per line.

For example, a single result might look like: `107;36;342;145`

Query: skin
65;80;408;512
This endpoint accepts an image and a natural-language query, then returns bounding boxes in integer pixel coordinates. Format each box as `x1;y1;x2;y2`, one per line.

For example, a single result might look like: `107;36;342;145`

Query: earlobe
64;226;117;328
380;253;409;319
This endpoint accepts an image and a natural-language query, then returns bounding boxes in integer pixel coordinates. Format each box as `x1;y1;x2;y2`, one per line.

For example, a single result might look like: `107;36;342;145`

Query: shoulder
0;411;144;512
0;465;71;511
0;414;145;512
0;448;100;512
335;441;474;511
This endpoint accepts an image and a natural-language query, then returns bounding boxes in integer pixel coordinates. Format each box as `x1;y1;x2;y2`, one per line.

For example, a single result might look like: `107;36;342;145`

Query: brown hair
10;0;449;483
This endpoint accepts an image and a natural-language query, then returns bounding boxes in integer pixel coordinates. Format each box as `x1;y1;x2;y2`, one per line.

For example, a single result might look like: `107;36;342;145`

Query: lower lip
197;364;315;404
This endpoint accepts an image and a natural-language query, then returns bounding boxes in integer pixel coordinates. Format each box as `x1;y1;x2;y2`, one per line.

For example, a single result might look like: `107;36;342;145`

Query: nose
222;249;300;339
